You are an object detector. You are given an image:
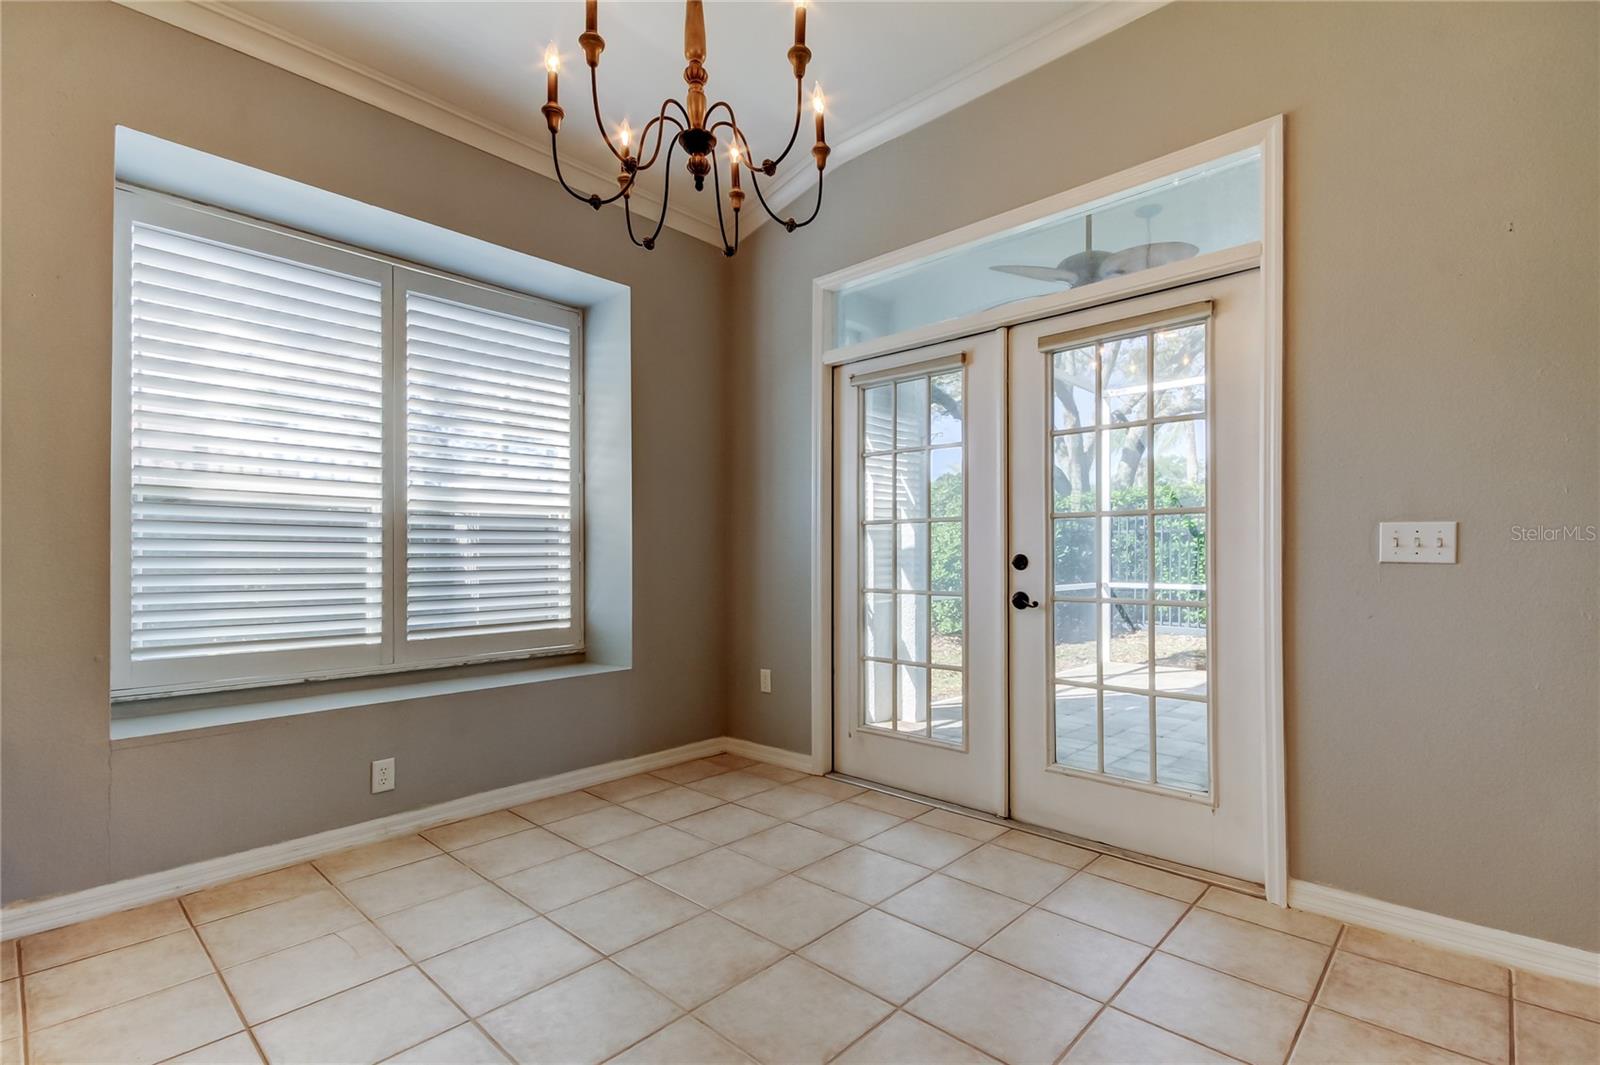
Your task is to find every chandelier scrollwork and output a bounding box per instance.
[541,0,829,255]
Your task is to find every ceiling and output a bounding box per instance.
[127,1,1158,244]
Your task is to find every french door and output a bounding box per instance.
[1008,271,1267,881]
[833,332,1008,814]
[832,272,1269,883]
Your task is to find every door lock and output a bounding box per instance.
[1011,553,1029,571]
[1011,591,1039,610]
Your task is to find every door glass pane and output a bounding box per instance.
[1103,692,1152,782]
[1155,607,1207,696]
[1100,335,1149,422]
[856,366,967,746]
[1105,426,1149,510]
[1054,685,1099,771]
[931,669,963,745]
[1156,696,1209,792]
[1153,419,1206,507]
[930,372,963,444]
[865,661,894,725]
[864,454,895,521]
[864,385,895,451]
[1053,518,1095,597]
[931,597,963,667]
[897,664,929,731]
[930,522,962,594]
[1106,516,1149,599]
[864,526,894,590]
[1045,314,1211,793]
[1153,324,1205,416]
[896,522,928,591]
[1155,515,1206,601]
[1053,601,1097,684]
[1105,603,1149,687]
[930,448,962,517]
[897,593,929,662]
[896,378,929,448]
[1053,346,1096,429]
[895,450,928,518]
[863,593,894,659]
[1053,432,1096,513]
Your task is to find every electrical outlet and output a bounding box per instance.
[759,668,772,694]
[371,757,395,794]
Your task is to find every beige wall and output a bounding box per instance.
[3,1,1596,954]
[725,2,1600,949]
[0,1,733,902]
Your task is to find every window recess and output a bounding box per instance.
[112,190,583,698]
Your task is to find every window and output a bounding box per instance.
[112,190,583,698]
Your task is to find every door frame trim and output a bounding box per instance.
[807,115,1286,902]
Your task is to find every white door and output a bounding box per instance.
[1007,272,1269,881]
[834,332,1007,814]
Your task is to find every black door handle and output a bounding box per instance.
[1011,591,1039,610]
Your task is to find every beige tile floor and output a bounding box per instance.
[3,753,1597,1065]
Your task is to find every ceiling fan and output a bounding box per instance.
[991,204,1198,287]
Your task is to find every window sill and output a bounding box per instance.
[109,660,628,749]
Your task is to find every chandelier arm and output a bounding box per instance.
[624,190,645,248]
[634,106,687,172]
[706,84,801,175]
[633,135,680,248]
[709,151,735,256]
[788,166,824,228]
[548,130,634,209]
[587,65,627,163]
[735,132,820,232]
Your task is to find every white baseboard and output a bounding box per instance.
[721,736,821,775]
[1289,879,1600,986]
[1,735,749,941]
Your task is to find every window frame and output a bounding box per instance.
[111,188,585,700]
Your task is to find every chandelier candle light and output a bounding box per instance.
[541,0,830,255]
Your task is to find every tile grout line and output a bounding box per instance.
[1052,883,1211,1064]
[1280,921,1346,1064]
[872,864,1097,1064]
[178,885,272,1065]
[16,952,31,1065]
[1306,939,1510,1065]
[307,852,528,1064]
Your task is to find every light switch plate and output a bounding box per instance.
[1378,521,1457,563]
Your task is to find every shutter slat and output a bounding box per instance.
[128,224,385,664]
[405,290,575,642]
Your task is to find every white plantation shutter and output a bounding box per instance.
[121,218,390,689]
[401,274,581,657]
[113,192,584,697]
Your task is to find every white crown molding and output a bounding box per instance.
[1290,879,1600,986]
[116,0,1162,249]
[115,0,723,247]
[749,0,1166,232]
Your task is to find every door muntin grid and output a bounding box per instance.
[1048,316,1213,796]
[860,367,967,748]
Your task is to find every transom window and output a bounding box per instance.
[1049,317,1211,792]
[112,190,583,698]
[858,366,966,746]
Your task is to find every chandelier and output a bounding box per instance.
[541,0,829,255]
